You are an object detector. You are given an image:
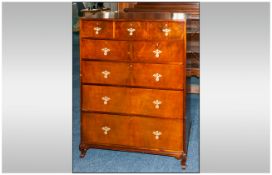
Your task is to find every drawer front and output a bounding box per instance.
[81,39,129,61]
[82,85,183,118]
[131,63,184,90]
[148,22,185,40]
[133,116,183,151]
[130,87,183,118]
[81,61,130,85]
[80,20,113,38]
[81,61,184,90]
[82,85,130,114]
[81,113,134,146]
[115,22,148,40]
[133,41,185,63]
[81,113,183,151]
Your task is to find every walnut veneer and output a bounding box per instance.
[79,12,189,169]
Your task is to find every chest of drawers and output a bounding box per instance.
[79,12,189,169]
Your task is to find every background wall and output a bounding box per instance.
[200,2,270,172]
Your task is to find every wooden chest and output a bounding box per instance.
[79,12,189,169]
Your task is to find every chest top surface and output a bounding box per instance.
[80,11,186,21]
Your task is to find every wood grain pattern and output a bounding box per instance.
[133,41,185,63]
[118,2,137,12]
[79,12,188,169]
[80,39,130,61]
[80,11,186,21]
[124,2,199,17]
[81,112,183,151]
[81,85,184,119]
[131,63,184,89]
[80,20,113,38]
[81,61,130,85]
[81,61,184,89]
[115,21,148,40]
[148,21,185,40]
[81,40,185,63]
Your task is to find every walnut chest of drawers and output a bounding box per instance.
[79,12,189,169]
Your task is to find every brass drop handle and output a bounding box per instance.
[93,26,102,35]
[101,48,110,56]
[102,126,111,135]
[153,73,162,82]
[153,99,162,109]
[153,49,162,58]
[153,131,162,140]
[102,96,110,105]
[162,24,171,36]
[101,70,110,79]
[127,27,136,36]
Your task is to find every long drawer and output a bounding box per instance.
[81,85,184,119]
[81,61,184,90]
[81,112,183,151]
[80,39,185,63]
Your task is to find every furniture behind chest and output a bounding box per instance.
[79,11,190,169]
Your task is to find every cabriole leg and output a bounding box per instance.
[181,153,187,169]
[181,158,187,169]
[79,144,88,158]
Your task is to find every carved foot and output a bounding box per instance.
[181,159,186,169]
[80,149,87,158]
[181,153,187,170]
[79,144,88,158]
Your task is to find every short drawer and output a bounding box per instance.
[80,20,113,39]
[81,61,130,85]
[81,61,184,90]
[148,21,185,40]
[80,39,130,61]
[81,113,183,151]
[81,85,184,119]
[131,63,184,89]
[115,21,148,40]
[133,41,185,63]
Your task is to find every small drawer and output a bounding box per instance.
[148,21,185,40]
[81,85,184,118]
[131,63,184,90]
[81,61,130,85]
[130,88,184,118]
[81,113,134,146]
[115,22,148,40]
[133,115,183,151]
[80,20,113,39]
[81,113,183,151]
[80,39,130,61]
[133,41,185,63]
[82,85,131,114]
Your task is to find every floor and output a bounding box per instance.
[72,32,200,172]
